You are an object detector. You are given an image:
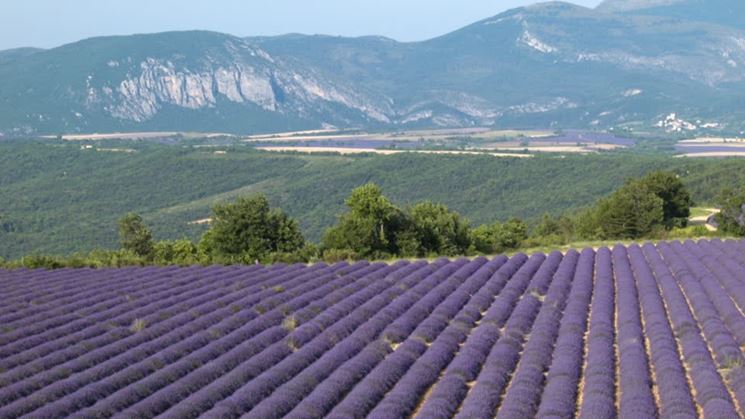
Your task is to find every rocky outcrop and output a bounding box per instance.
[85,40,397,125]
[108,60,277,121]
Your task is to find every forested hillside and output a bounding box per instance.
[2,141,745,259]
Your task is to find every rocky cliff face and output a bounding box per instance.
[110,60,273,120]
[79,37,394,126]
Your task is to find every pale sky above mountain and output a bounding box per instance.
[0,0,603,50]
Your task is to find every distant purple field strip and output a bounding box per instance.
[251,130,635,150]
[543,130,636,147]
[253,139,418,149]
[0,239,743,418]
[675,145,745,154]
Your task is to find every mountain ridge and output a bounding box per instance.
[597,0,745,29]
[597,0,684,12]
[1,1,745,135]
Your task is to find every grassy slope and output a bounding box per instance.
[2,141,745,259]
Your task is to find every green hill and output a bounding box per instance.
[2,140,745,259]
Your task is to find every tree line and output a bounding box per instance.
[5,170,740,269]
[4,141,745,260]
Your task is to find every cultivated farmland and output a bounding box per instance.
[676,137,745,158]
[1,240,744,418]
[246,128,631,155]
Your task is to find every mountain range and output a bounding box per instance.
[1,0,745,136]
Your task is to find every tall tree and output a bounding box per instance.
[403,201,471,257]
[715,188,745,236]
[322,183,408,257]
[118,213,154,259]
[472,218,528,254]
[201,195,304,263]
[637,171,693,228]
[595,182,664,239]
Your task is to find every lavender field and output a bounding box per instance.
[1,240,744,418]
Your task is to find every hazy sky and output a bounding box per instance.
[0,0,603,50]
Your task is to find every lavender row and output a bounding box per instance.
[0,265,277,365]
[643,244,739,417]
[158,259,459,419]
[455,251,565,418]
[366,255,527,419]
[0,266,190,322]
[495,249,583,418]
[0,266,183,338]
[0,266,132,305]
[535,249,596,418]
[414,253,546,418]
[0,263,313,384]
[0,265,268,349]
[256,256,508,419]
[37,262,401,418]
[0,262,364,417]
[0,266,264,385]
[694,241,745,330]
[709,239,745,272]
[612,246,656,418]
[204,258,487,418]
[662,242,745,414]
[1,240,744,418]
[321,257,506,419]
[577,247,616,419]
[627,245,697,418]
[0,263,348,414]
[0,266,257,327]
[0,268,107,317]
[0,266,146,295]
[271,258,476,419]
[684,242,745,345]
